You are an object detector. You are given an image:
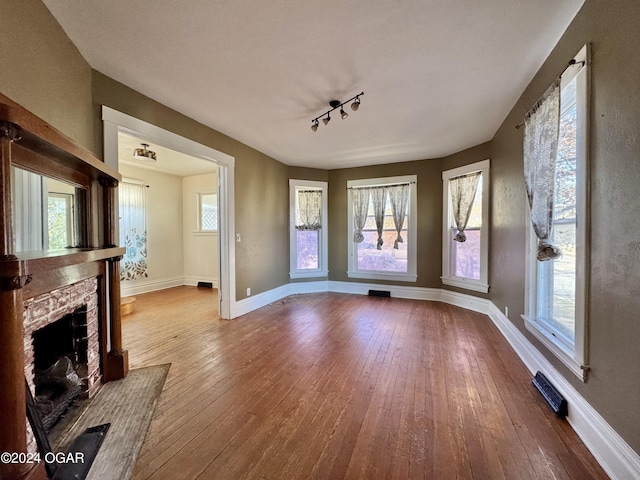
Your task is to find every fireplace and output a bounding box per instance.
[23,279,102,444]
[0,95,127,479]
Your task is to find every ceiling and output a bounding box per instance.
[119,131,217,177]
[44,0,584,170]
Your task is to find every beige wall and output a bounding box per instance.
[119,164,184,289]
[0,0,97,154]
[488,0,640,452]
[183,173,218,285]
[327,159,444,287]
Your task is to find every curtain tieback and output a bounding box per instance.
[454,230,467,242]
[537,239,563,261]
[393,235,404,249]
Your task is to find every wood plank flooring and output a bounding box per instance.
[122,287,608,480]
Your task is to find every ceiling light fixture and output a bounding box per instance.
[133,143,157,161]
[311,92,364,131]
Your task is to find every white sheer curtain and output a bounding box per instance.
[388,184,409,249]
[524,79,562,261]
[12,167,45,252]
[352,188,370,243]
[119,182,148,280]
[449,172,481,243]
[296,190,322,230]
[370,187,387,250]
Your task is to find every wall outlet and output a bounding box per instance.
[504,306,509,317]
[236,233,242,242]
[246,287,251,296]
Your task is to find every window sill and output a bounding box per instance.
[441,276,489,293]
[347,270,417,283]
[193,231,218,236]
[290,270,328,279]
[522,315,587,382]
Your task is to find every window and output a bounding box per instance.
[198,193,218,232]
[441,160,490,293]
[347,175,417,282]
[47,193,74,249]
[289,180,328,278]
[523,45,589,380]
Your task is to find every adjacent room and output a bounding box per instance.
[1,1,639,479]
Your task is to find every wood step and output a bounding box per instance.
[121,296,136,316]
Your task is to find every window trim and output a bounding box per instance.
[289,179,328,279]
[347,175,417,282]
[441,159,490,293]
[522,44,589,381]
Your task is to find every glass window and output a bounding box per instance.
[524,45,588,381]
[47,193,74,249]
[347,175,417,282]
[289,180,328,278]
[199,193,218,232]
[442,160,490,292]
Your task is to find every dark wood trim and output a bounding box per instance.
[0,94,120,181]
[0,136,14,258]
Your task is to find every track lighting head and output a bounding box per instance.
[310,92,364,132]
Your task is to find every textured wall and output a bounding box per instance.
[183,173,218,284]
[489,0,640,452]
[0,0,96,153]
[327,159,443,287]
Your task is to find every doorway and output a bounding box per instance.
[101,106,236,318]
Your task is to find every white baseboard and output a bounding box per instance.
[228,280,640,480]
[231,284,292,318]
[120,276,184,297]
[183,276,218,288]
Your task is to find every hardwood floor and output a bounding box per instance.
[123,286,607,480]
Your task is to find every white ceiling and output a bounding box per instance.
[44,0,584,170]
[119,131,217,177]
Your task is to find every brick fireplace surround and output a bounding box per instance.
[23,278,102,454]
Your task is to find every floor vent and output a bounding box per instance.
[368,290,391,298]
[533,371,567,417]
[197,282,213,289]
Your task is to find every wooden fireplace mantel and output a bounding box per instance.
[0,93,127,480]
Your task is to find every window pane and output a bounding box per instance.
[537,81,577,344]
[357,197,408,273]
[48,195,70,249]
[452,228,481,280]
[296,230,319,269]
[537,221,576,341]
[201,193,217,230]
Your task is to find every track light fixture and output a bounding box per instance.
[311,92,364,131]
